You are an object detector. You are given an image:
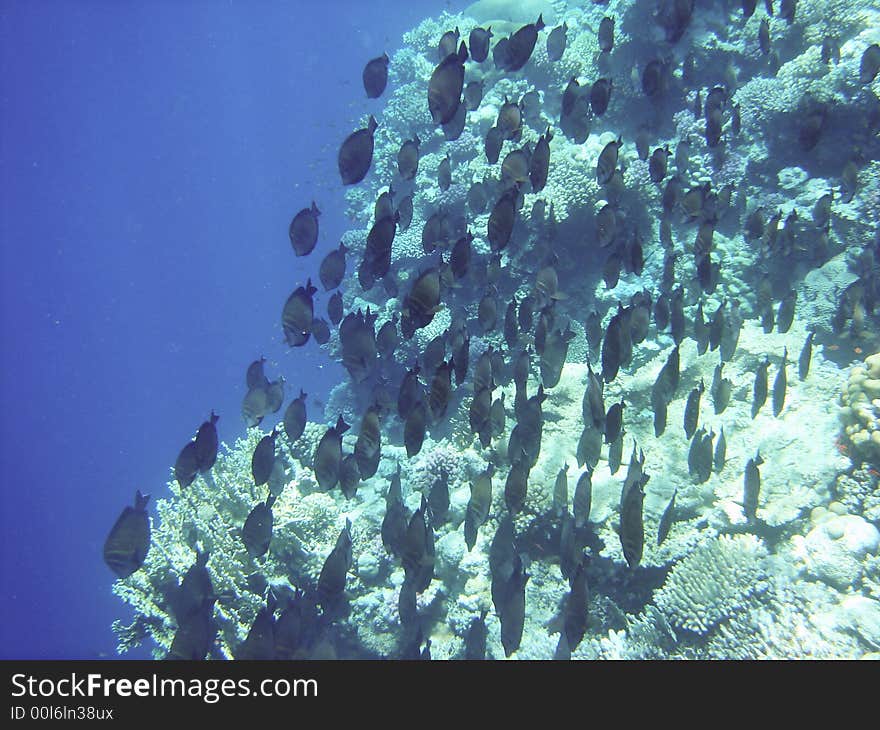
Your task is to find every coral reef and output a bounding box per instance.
[840,351,880,464]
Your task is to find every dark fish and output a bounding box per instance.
[683,380,704,440]
[635,127,650,161]
[609,430,624,475]
[601,308,623,383]
[642,59,665,96]
[397,193,413,231]
[590,77,612,116]
[649,146,670,183]
[559,77,591,143]
[743,453,764,521]
[798,97,827,150]
[404,401,428,457]
[821,36,840,65]
[282,279,318,347]
[103,490,150,578]
[311,317,330,345]
[288,201,320,257]
[503,300,519,348]
[313,415,350,491]
[714,427,726,473]
[751,356,770,418]
[598,16,614,52]
[339,453,361,499]
[362,53,389,98]
[812,191,833,231]
[327,291,344,326]
[655,345,680,405]
[530,126,553,193]
[354,406,381,479]
[499,557,529,658]
[488,189,517,251]
[193,411,219,474]
[720,301,743,363]
[742,0,757,18]
[501,147,530,188]
[428,41,467,125]
[464,80,484,111]
[464,609,489,660]
[168,604,216,660]
[438,155,452,192]
[241,386,269,429]
[265,377,284,415]
[651,384,668,437]
[604,400,624,445]
[540,323,575,388]
[547,23,567,62]
[563,562,589,651]
[363,211,398,281]
[798,331,813,381]
[491,392,506,438]
[317,519,353,607]
[860,44,880,84]
[657,0,694,42]
[596,203,617,248]
[576,424,602,470]
[427,360,454,422]
[319,242,347,292]
[478,289,499,333]
[619,473,646,568]
[428,468,450,525]
[246,357,268,391]
[484,126,503,164]
[551,463,569,518]
[397,136,420,182]
[777,290,796,333]
[470,388,492,447]
[573,469,592,528]
[438,27,460,61]
[773,348,788,417]
[504,15,546,72]
[584,362,606,430]
[283,390,307,443]
[693,300,709,354]
[657,489,676,546]
[252,427,278,486]
[237,599,276,659]
[711,363,732,414]
[442,101,467,141]
[242,494,276,558]
[464,466,493,551]
[596,135,622,185]
[381,465,407,557]
[400,268,441,339]
[451,330,470,386]
[505,459,530,516]
[779,0,797,23]
[841,160,858,203]
[687,427,714,484]
[469,27,493,63]
[174,441,199,489]
[489,516,516,608]
[338,115,377,185]
[559,511,582,581]
[758,18,771,55]
[170,549,213,623]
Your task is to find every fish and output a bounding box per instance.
[576,424,602,471]
[319,242,347,292]
[488,189,518,251]
[442,102,467,141]
[649,146,671,183]
[743,453,764,521]
[714,427,726,473]
[711,363,732,414]
[103,490,151,578]
[241,386,269,429]
[530,126,553,193]
[251,427,279,486]
[596,203,617,248]
[288,201,320,257]
[563,562,589,650]
[798,97,827,150]
[540,323,575,388]
[651,384,668,437]
[427,360,454,422]
[464,80,484,111]
[742,0,757,17]
[598,16,614,53]
[282,390,307,444]
[798,331,813,381]
[404,401,428,457]
[687,427,714,484]
[438,155,452,192]
[693,300,709,354]
[464,609,489,659]
[478,290,498,333]
[241,493,276,558]
[720,301,743,363]
[491,392,506,439]
[601,306,624,383]
[327,291,344,326]
[311,317,330,345]
[428,41,467,124]
[505,459,530,516]
[860,44,880,84]
[381,465,407,557]
[170,549,214,624]
[654,345,680,406]
[609,430,624,475]
[683,380,704,440]
[499,557,529,657]
[573,468,592,528]
[590,77,612,116]
[464,466,493,551]
[841,160,858,204]
[168,603,216,660]
[642,59,666,97]
[559,77,591,143]
[596,136,622,185]
[777,290,796,333]
[317,519,353,607]
[313,415,350,491]
[619,472,646,568]
[400,267,441,339]
[547,23,567,62]
[338,115,377,185]
[468,27,493,63]
[604,400,624,445]
[657,0,694,42]
[758,18,771,55]
[438,27,460,61]
[751,356,770,419]
[282,279,318,347]
[397,193,414,231]
[657,489,676,546]
[362,53,389,98]
[428,468,450,525]
[812,191,833,231]
[583,362,606,430]
[669,287,685,345]
[354,406,381,479]
[339,453,361,499]
[501,147,530,188]
[397,136,421,182]
[503,15,546,72]
[193,411,219,474]
[484,126,503,164]
[773,348,788,417]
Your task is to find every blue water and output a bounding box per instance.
[0,0,467,659]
